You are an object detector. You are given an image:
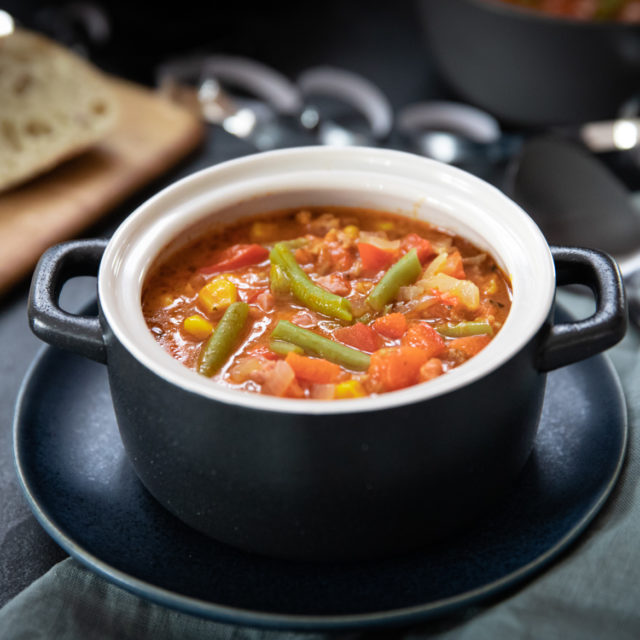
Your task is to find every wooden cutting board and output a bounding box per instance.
[0,76,205,296]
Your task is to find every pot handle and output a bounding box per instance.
[536,246,627,372]
[28,238,108,364]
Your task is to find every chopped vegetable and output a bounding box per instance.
[200,243,269,274]
[423,252,448,279]
[250,222,278,242]
[197,277,237,314]
[198,301,249,377]
[372,313,408,339]
[269,339,304,357]
[183,314,214,340]
[375,220,395,231]
[270,242,353,322]
[261,360,296,397]
[335,379,366,399]
[483,276,498,295]
[368,346,431,392]
[357,242,395,271]
[401,233,435,263]
[311,383,337,399]
[424,273,480,310]
[334,322,382,353]
[437,320,494,338]
[441,251,466,279]
[272,320,371,371]
[269,263,290,295]
[367,249,422,311]
[285,352,346,384]
[402,323,446,358]
[228,357,267,383]
[315,273,351,296]
[254,290,274,312]
[419,358,443,382]
[359,232,400,251]
[448,335,492,357]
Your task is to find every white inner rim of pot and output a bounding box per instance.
[99,147,555,415]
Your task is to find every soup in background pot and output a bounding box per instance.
[497,0,640,21]
[142,207,512,399]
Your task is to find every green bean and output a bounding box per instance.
[437,320,494,338]
[198,301,249,377]
[269,263,290,295]
[270,243,353,322]
[269,339,304,357]
[271,320,370,371]
[366,249,422,311]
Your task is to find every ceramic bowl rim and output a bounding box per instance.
[98,146,555,415]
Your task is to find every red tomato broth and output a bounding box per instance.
[141,207,512,399]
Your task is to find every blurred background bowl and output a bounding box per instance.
[418,0,640,127]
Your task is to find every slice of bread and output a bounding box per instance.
[0,28,118,192]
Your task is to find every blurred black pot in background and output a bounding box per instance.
[419,0,640,127]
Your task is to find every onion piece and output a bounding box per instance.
[462,253,487,265]
[358,232,401,251]
[310,383,336,400]
[262,360,295,396]
[423,252,448,279]
[424,273,480,310]
[228,357,267,383]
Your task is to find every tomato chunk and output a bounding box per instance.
[334,322,382,353]
[402,323,446,358]
[373,312,408,339]
[441,250,466,279]
[401,233,435,263]
[368,346,431,391]
[357,242,395,271]
[448,335,491,357]
[200,244,269,274]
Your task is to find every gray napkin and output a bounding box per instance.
[2,291,639,640]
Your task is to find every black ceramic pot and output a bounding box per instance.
[419,0,640,126]
[28,147,626,560]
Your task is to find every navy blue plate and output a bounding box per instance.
[13,321,627,632]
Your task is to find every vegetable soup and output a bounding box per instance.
[142,207,512,399]
[497,0,640,21]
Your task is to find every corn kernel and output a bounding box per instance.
[335,380,366,399]
[251,221,278,242]
[197,277,237,314]
[375,220,394,231]
[483,276,498,295]
[183,315,213,340]
[343,224,359,238]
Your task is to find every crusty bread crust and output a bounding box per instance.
[0,28,119,192]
